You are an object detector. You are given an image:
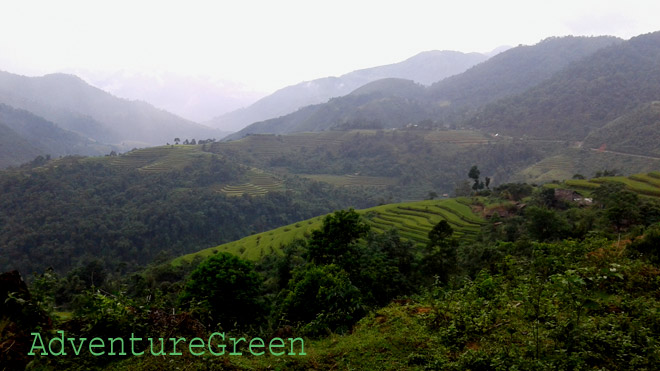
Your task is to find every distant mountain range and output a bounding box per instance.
[4,31,660,169]
[228,35,625,139]
[0,103,110,168]
[71,70,265,122]
[208,50,490,132]
[0,71,231,167]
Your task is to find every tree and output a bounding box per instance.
[180,252,264,328]
[422,220,458,284]
[174,137,180,145]
[428,220,453,246]
[306,209,370,270]
[281,264,364,335]
[468,165,484,191]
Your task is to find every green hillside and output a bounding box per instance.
[175,197,486,264]
[564,171,660,198]
[514,147,660,184]
[583,101,660,157]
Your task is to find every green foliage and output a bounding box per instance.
[524,206,570,241]
[180,252,265,329]
[306,209,371,268]
[280,264,365,336]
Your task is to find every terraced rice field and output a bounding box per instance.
[300,174,397,187]
[564,172,660,197]
[518,154,575,183]
[218,168,284,197]
[108,145,205,172]
[423,130,491,146]
[217,130,495,158]
[174,197,485,264]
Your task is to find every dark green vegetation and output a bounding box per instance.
[0,146,377,276]
[7,173,660,370]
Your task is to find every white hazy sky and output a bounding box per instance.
[1,0,659,93]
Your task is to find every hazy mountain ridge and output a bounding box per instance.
[208,50,488,132]
[230,35,623,139]
[0,71,227,150]
[71,69,266,122]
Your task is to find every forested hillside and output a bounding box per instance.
[468,31,660,139]
[0,147,377,275]
[7,173,660,370]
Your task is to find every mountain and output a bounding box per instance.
[207,50,488,132]
[71,69,265,122]
[467,32,660,140]
[229,35,621,138]
[0,103,110,168]
[428,35,623,116]
[0,71,227,149]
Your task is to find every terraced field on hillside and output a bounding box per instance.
[517,154,575,183]
[107,145,207,172]
[564,171,660,197]
[423,130,491,146]
[174,197,485,264]
[215,130,496,158]
[218,168,284,197]
[300,174,397,187]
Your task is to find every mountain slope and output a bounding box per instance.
[583,101,660,157]
[227,79,431,137]
[467,31,660,140]
[0,71,226,148]
[428,35,622,113]
[0,103,109,167]
[207,50,487,132]
[0,121,41,168]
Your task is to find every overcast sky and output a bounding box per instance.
[1,0,659,93]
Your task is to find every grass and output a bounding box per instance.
[173,198,485,265]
